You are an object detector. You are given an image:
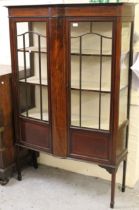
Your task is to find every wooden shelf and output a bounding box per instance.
[71,116,125,130]
[120,85,128,91]
[71,87,111,93]
[21,107,48,121]
[71,52,112,57]
[71,81,128,92]
[71,80,111,92]
[71,116,109,130]
[19,76,48,86]
[71,49,112,56]
[18,46,47,53]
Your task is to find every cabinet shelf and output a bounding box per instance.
[71,52,112,57]
[21,107,48,121]
[71,80,111,92]
[71,87,110,93]
[120,85,128,91]
[18,46,47,53]
[71,116,124,130]
[19,76,48,86]
[71,49,112,56]
[71,115,109,130]
[71,82,128,92]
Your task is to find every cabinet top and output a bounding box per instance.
[5,2,135,7]
[7,3,135,19]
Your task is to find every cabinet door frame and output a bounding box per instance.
[9,17,52,152]
[65,16,119,163]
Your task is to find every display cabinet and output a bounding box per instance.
[8,3,135,208]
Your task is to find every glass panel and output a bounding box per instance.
[92,22,112,37]
[120,53,129,89]
[71,90,99,129]
[70,21,112,130]
[28,85,41,120]
[17,52,30,79]
[71,56,80,89]
[82,56,100,90]
[119,88,128,126]
[18,52,47,85]
[19,84,48,121]
[100,93,110,130]
[71,22,112,55]
[71,90,80,127]
[16,22,48,122]
[81,91,99,129]
[17,22,29,49]
[82,34,101,55]
[42,86,49,121]
[71,55,111,91]
[119,22,131,126]
[17,22,47,51]
[71,55,101,90]
[101,56,112,91]
[19,83,34,115]
[121,22,131,54]
[71,22,90,54]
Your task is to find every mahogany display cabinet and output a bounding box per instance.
[7,3,135,208]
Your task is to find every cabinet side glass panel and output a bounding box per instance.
[119,22,131,126]
[16,22,49,122]
[70,21,112,130]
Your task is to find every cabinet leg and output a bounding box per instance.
[110,169,116,208]
[122,159,127,192]
[0,178,9,185]
[16,146,22,181]
[32,151,38,169]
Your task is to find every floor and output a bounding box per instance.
[0,165,139,210]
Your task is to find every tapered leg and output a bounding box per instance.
[122,159,127,192]
[32,151,38,169]
[16,146,22,181]
[110,169,116,208]
[0,178,9,185]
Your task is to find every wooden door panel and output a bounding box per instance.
[19,118,50,151]
[69,128,110,162]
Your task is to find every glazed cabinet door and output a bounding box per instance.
[12,20,51,152]
[67,19,114,163]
